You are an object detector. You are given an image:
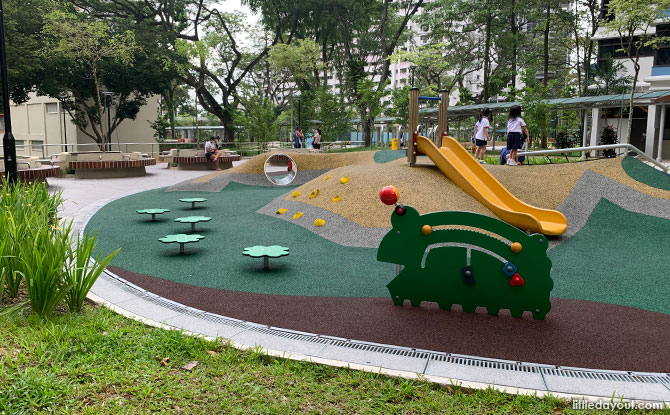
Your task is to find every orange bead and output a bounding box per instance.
[422,225,432,235]
[510,242,522,253]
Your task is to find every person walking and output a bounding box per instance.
[474,108,492,164]
[506,105,529,166]
[313,128,321,150]
[293,127,304,149]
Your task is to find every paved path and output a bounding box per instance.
[54,163,670,404]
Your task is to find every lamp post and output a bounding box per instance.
[410,65,416,88]
[103,91,113,151]
[0,0,17,184]
[59,93,69,152]
[296,98,301,129]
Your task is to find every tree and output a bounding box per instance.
[589,56,632,95]
[315,89,352,141]
[73,0,306,141]
[389,86,410,131]
[40,11,147,148]
[603,0,670,143]
[520,69,555,148]
[332,0,424,146]
[391,43,477,94]
[2,0,56,105]
[235,92,279,142]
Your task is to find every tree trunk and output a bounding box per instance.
[628,63,640,144]
[510,0,518,91]
[543,3,551,87]
[483,14,492,102]
[363,115,374,147]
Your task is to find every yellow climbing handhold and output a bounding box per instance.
[309,189,320,199]
[323,175,331,181]
[291,191,300,198]
[314,218,326,227]
[292,212,304,220]
[331,195,342,202]
[340,177,349,184]
[276,208,288,215]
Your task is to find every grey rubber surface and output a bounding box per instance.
[257,194,388,248]
[167,170,330,192]
[556,169,670,246]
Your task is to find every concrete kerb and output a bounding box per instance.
[74,174,670,405]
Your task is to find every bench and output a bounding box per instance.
[0,157,61,182]
[67,152,157,179]
[173,149,241,170]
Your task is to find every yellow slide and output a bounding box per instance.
[415,135,567,235]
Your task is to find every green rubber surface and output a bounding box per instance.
[622,156,670,190]
[88,182,670,314]
[549,198,670,315]
[86,182,395,297]
[374,150,406,164]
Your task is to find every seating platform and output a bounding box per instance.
[67,153,157,179]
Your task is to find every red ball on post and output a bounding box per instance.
[379,186,399,205]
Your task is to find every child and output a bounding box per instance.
[506,105,529,166]
[474,108,492,164]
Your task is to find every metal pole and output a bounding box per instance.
[0,0,17,184]
[62,102,68,152]
[105,93,112,152]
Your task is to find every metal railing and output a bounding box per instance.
[518,144,669,173]
[1,139,382,160]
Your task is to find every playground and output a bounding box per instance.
[84,142,670,374]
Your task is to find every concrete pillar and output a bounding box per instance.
[590,107,601,147]
[645,104,660,156]
[658,105,666,162]
[581,109,589,160]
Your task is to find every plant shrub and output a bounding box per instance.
[554,130,579,149]
[0,178,115,317]
[600,125,618,158]
[65,233,119,313]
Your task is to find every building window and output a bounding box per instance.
[14,140,25,147]
[45,103,59,113]
[31,141,43,151]
[597,37,655,64]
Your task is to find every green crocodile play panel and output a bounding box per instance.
[377,206,553,319]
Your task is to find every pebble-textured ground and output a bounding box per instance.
[290,155,670,228]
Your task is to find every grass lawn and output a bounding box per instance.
[1,305,667,414]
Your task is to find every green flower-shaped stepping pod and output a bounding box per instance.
[243,245,289,270]
[136,208,170,221]
[159,234,205,254]
[174,216,212,232]
[180,198,208,209]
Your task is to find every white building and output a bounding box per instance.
[591,0,670,160]
[5,94,161,158]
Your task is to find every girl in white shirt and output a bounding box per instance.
[474,108,492,164]
[506,105,530,166]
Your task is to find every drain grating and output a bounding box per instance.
[541,368,666,384]
[100,268,670,387]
